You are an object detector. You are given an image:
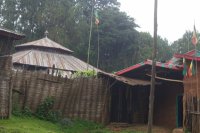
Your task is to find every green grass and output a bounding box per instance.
[0,116,144,133]
[0,116,64,133]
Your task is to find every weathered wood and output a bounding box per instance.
[11,70,110,124]
[8,77,12,118]
[0,56,12,118]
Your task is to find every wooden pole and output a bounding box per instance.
[97,24,100,69]
[8,77,12,119]
[87,0,94,70]
[195,46,199,112]
[147,0,158,132]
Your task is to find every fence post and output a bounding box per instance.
[8,76,12,118]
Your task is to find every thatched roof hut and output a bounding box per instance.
[12,37,98,77]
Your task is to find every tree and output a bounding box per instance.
[0,0,173,72]
[171,31,200,54]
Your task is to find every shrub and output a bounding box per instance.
[21,106,32,117]
[35,97,60,122]
[12,104,32,117]
[12,104,22,117]
[72,70,97,78]
[60,118,73,127]
[35,97,54,119]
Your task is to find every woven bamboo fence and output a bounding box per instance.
[12,70,110,124]
[184,73,200,133]
[0,56,12,118]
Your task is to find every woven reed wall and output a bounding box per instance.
[12,71,110,124]
[0,56,12,118]
[184,68,200,133]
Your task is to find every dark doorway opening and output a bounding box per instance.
[177,95,183,127]
[110,83,149,124]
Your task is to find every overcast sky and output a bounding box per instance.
[118,0,200,43]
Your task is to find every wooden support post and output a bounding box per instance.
[147,0,158,133]
[8,77,12,118]
[22,80,28,109]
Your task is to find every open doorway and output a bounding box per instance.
[177,95,183,127]
[110,83,150,124]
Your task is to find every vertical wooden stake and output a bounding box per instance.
[87,0,94,69]
[147,0,158,133]
[8,77,12,119]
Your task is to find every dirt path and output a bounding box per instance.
[107,123,172,133]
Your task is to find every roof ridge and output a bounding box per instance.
[15,37,73,53]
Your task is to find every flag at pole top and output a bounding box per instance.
[94,10,99,25]
[192,25,198,46]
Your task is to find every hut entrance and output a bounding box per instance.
[176,95,183,127]
[110,83,150,124]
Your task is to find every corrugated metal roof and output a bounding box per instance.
[98,71,151,86]
[0,27,25,40]
[174,49,200,61]
[12,49,98,72]
[116,59,181,75]
[15,37,73,53]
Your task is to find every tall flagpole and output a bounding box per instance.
[97,24,100,69]
[192,24,199,112]
[147,0,158,133]
[195,45,199,112]
[87,0,94,70]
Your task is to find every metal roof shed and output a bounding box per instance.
[0,27,25,56]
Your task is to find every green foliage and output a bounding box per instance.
[0,116,146,133]
[12,104,32,117]
[60,117,105,132]
[21,106,32,117]
[60,118,73,127]
[72,70,97,78]
[12,104,22,117]
[0,116,65,133]
[35,97,61,123]
[171,31,200,54]
[1,0,174,72]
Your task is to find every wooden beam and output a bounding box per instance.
[146,74,183,83]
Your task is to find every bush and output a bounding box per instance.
[12,104,22,117]
[12,104,32,117]
[72,70,97,78]
[21,106,32,117]
[60,118,73,127]
[35,97,60,122]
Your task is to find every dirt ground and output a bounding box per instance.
[107,123,172,133]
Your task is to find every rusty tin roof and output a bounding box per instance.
[15,37,73,53]
[0,27,25,40]
[13,49,98,72]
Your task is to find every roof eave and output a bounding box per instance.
[0,28,25,40]
[116,59,181,75]
[174,53,200,61]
